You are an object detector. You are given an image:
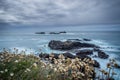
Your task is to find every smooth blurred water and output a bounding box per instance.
[0,31,120,53]
[0,31,120,49]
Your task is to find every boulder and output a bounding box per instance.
[63,53,75,59]
[52,53,59,59]
[76,49,93,56]
[93,60,100,68]
[76,55,91,60]
[98,50,109,59]
[75,50,93,60]
[39,53,49,58]
[48,40,99,50]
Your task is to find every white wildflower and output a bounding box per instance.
[26,68,31,72]
[10,73,14,76]
[42,65,45,68]
[0,71,4,73]
[54,68,57,71]
[33,63,37,67]
[15,60,19,63]
[24,70,27,73]
[5,69,8,72]
[0,56,4,58]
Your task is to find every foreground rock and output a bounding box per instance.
[98,50,109,59]
[39,53,49,58]
[39,52,100,68]
[48,40,99,50]
[76,49,93,56]
[63,52,75,59]
[75,49,93,60]
[93,60,100,68]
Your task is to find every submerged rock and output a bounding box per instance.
[98,50,109,59]
[83,38,91,41]
[67,39,82,41]
[93,48,100,52]
[48,40,99,50]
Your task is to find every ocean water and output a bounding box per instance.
[0,31,120,53]
[0,30,120,79]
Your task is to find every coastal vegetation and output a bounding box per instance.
[0,48,119,80]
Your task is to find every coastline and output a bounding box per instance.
[0,37,120,80]
[0,31,120,80]
[0,49,119,80]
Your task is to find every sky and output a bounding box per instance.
[0,0,120,31]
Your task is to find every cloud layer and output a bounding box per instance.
[0,0,120,25]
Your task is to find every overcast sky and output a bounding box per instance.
[0,0,120,26]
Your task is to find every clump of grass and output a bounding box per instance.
[98,59,120,80]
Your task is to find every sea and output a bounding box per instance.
[0,25,120,79]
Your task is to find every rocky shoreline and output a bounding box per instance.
[0,45,120,80]
[48,40,109,58]
[38,39,111,69]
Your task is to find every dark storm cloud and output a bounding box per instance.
[0,0,120,25]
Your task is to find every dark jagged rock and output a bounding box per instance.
[52,53,59,59]
[75,50,93,60]
[63,53,75,59]
[35,32,45,34]
[39,52,100,68]
[39,53,49,58]
[48,40,99,50]
[76,49,93,56]
[98,50,109,59]
[93,60,100,68]
[83,38,91,41]
[76,55,91,60]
